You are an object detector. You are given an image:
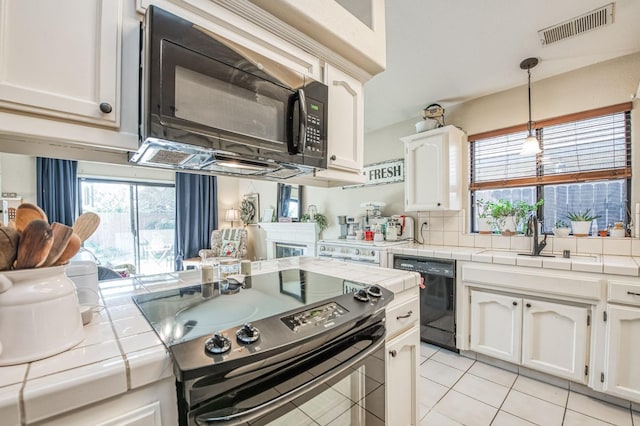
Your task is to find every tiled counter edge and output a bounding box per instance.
[0,257,418,424]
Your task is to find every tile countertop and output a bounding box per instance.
[0,257,419,425]
[391,243,640,276]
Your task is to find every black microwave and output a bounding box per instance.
[132,6,328,179]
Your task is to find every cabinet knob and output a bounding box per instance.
[330,154,337,161]
[437,202,441,206]
[512,301,518,306]
[389,350,397,357]
[99,102,113,114]
[526,303,532,308]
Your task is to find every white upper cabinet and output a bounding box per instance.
[402,125,465,211]
[247,0,386,76]
[324,65,364,174]
[0,0,122,127]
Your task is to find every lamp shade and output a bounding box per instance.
[520,134,541,155]
[225,208,240,222]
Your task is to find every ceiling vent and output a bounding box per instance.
[538,3,614,46]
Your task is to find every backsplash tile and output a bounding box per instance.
[418,209,640,256]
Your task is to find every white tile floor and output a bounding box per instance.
[419,342,639,426]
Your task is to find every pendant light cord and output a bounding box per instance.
[527,68,533,136]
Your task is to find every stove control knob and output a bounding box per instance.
[370,250,376,257]
[320,246,325,251]
[354,249,360,255]
[353,288,370,302]
[205,331,232,354]
[236,323,260,344]
[367,285,382,298]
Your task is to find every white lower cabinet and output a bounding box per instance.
[603,305,640,401]
[37,377,177,426]
[470,290,590,382]
[385,326,420,426]
[470,291,521,364]
[385,287,420,426]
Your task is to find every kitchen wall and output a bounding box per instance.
[301,51,640,248]
[1,52,638,261]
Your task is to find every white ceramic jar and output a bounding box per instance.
[0,265,84,366]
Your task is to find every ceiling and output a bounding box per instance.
[363,0,640,132]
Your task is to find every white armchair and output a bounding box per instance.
[198,227,248,260]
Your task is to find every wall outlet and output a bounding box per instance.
[421,221,429,230]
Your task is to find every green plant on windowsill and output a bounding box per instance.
[300,212,327,232]
[554,219,569,228]
[566,209,601,222]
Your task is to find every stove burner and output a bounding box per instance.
[353,288,370,302]
[367,285,382,298]
[235,323,260,344]
[205,332,231,354]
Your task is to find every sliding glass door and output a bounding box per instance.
[79,178,176,275]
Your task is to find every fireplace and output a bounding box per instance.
[259,222,320,259]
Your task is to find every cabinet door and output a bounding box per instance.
[470,290,521,364]
[404,133,445,211]
[325,65,363,173]
[385,326,420,426]
[521,299,589,382]
[604,305,640,401]
[0,0,121,127]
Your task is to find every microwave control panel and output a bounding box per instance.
[305,100,325,155]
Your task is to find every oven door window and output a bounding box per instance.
[158,40,300,149]
[186,324,385,425]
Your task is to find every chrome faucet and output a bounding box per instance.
[526,213,547,256]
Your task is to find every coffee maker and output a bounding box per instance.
[346,217,359,239]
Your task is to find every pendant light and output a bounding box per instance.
[519,57,541,155]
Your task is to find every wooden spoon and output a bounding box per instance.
[14,203,48,233]
[44,222,74,266]
[54,233,81,266]
[0,227,20,270]
[15,220,53,269]
[73,212,100,242]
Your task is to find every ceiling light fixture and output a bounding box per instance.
[520,57,541,156]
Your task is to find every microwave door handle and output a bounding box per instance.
[286,89,307,155]
[297,88,307,153]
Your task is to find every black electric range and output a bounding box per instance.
[132,269,393,380]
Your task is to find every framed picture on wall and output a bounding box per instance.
[241,193,260,225]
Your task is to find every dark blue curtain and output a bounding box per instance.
[36,157,78,226]
[174,172,218,270]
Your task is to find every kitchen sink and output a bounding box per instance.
[478,250,600,262]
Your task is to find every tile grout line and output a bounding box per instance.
[99,286,132,391]
[488,368,519,425]
[18,363,30,426]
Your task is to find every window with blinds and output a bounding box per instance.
[469,104,631,234]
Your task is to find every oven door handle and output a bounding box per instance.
[194,335,385,425]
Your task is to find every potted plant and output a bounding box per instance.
[487,199,519,235]
[513,199,544,234]
[486,199,544,235]
[567,209,601,237]
[300,212,327,233]
[553,219,571,237]
[476,199,494,234]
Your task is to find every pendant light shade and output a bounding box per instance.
[519,57,541,155]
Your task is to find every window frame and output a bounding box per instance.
[469,102,632,233]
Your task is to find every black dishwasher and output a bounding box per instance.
[393,255,458,352]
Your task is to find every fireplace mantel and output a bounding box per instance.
[260,222,320,259]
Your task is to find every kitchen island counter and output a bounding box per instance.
[0,257,419,425]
